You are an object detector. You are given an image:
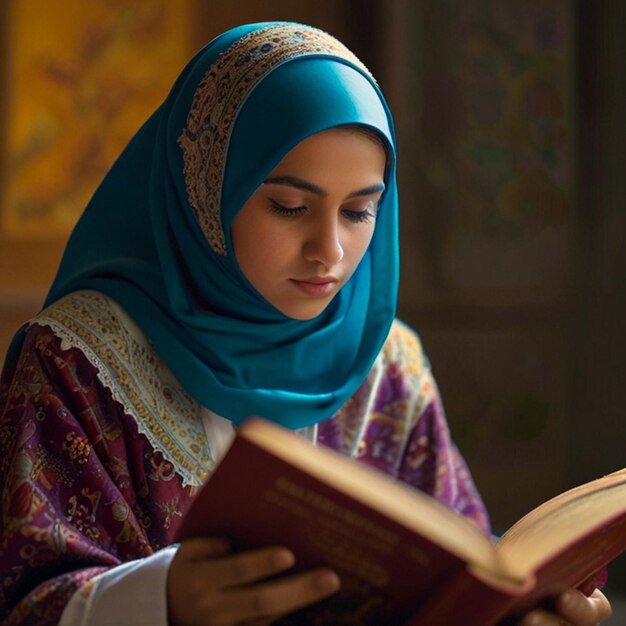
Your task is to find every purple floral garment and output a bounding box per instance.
[0,320,489,625]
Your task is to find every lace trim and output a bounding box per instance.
[178,23,375,255]
[31,291,212,487]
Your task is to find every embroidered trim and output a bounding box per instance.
[365,321,433,445]
[178,23,375,255]
[337,355,384,457]
[382,321,429,392]
[31,291,212,487]
[322,321,433,457]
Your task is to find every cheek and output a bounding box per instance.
[250,222,290,263]
[233,215,293,283]
[232,214,258,280]
[346,224,376,267]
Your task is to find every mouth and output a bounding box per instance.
[290,276,339,297]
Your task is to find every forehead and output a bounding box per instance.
[177,24,385,256]
[268,127,387,176]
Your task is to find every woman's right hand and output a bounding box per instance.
[166,537,341,626]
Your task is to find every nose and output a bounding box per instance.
[302,212,344,268]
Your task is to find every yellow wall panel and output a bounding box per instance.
[2,0,192,240]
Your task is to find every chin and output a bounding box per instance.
[278,299,333,321]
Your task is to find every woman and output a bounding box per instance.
[0,22,611,626]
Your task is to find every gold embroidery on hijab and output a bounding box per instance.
[178,24,374,256]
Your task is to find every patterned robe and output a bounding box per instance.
[0,291,489,625]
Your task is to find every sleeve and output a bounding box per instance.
[343,320,491,534]
[0,325,189,625]
[59,547,177,626]
[395,322,491,533]
[396,367,492,533]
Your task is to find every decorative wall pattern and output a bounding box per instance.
[411,0,575,306]
[1,0,191,239]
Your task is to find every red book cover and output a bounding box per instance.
[175,418,626,625]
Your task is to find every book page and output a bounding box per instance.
[496,478,626,571]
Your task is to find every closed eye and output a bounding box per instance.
[269,199,307,217]
[342,208,375,223]
[269,199,378,223]
[342,200,378,224]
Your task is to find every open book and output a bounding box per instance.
[175,418,626,626]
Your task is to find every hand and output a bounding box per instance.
[167,537,340,626]
[517,588,612,626]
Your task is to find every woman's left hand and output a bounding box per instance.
[518,588,612,625]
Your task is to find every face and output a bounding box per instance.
[231,127,387,320]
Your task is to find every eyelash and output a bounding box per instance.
[269,200,376,224]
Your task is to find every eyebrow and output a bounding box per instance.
[263,176,385,198]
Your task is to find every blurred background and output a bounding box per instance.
[0,0,624,613]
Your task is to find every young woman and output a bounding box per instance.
[0,22,611,626]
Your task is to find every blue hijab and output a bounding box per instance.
[43,22,399,429]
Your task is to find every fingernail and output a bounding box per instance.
[316,571,340,593]
[272,549,295,568]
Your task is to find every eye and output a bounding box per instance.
[341,201,377,224]
[269,199,307,217]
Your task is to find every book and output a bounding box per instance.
[175,417,626,626]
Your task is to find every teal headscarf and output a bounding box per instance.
[43,22,399,429]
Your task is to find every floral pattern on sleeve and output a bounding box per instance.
[0,326,197,625]
[318,320,491,533]
[0,314,490,624]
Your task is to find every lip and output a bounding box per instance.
[290,277,338,297]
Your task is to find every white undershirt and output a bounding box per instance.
[59,408,234,626]
[200,407,236,464]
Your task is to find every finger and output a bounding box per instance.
[589,589,612,622]
[206,546,296,588]
[556,588,612,625]
[177,536,231,560]
[215,568,340,624]
[517,608,572,625]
